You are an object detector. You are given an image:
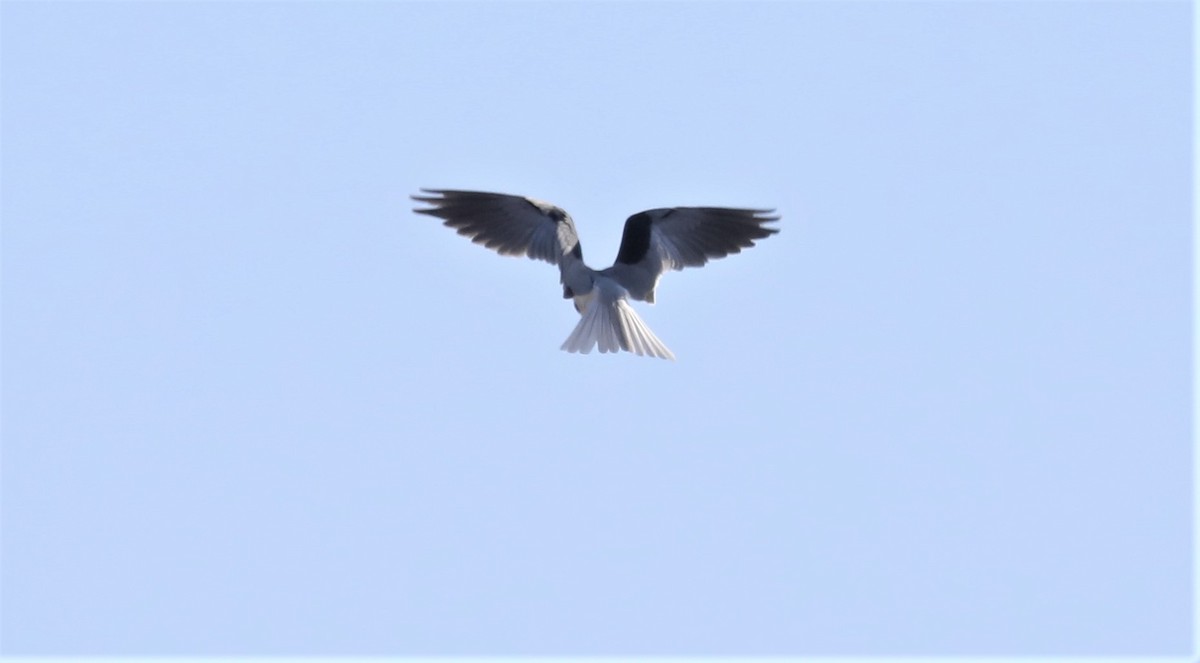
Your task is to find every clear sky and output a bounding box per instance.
[1,0,1191,656]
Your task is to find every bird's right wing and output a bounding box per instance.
[605,206,779,303]
[411,189,583,265]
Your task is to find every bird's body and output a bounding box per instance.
[412,189,779,360]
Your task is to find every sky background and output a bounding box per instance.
[1,1,1192,656]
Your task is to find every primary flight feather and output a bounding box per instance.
[411,188,779,360]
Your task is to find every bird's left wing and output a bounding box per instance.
[605,206,779,302]
[411,189,583,264]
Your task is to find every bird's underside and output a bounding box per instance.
[411,188,780,360]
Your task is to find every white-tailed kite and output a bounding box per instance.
[412,189,780,360]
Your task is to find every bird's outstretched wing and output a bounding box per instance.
[411,189,583,264]
[604,207,779,303]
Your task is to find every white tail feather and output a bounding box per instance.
[561,295,675,360]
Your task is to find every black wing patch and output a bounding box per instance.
[614,211,658,265]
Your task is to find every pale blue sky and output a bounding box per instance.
[1,0,1191,656]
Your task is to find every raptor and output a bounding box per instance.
[412,189,780,360]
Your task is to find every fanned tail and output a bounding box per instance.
[561,294,674,360]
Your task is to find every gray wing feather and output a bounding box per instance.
[411,188,582,264]
[605,206,779,302]
[646,207,779,271]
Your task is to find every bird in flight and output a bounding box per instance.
[412,189,780,360]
